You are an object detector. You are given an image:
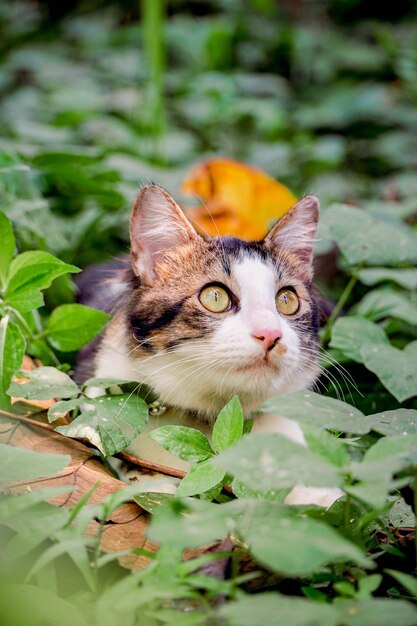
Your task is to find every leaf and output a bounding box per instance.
[357,268,417,291]
[149,426,214,462]
[0,211,15,288]
[7,366,79,400]
[218,594,417,626]
[48,398,80,421]
[366,409,417,436]
[0,443,70,480]
[364,434,417,467]
[386,570,417,599]
[46,303,110,351]
[0,314,25,410]
[213,433,342,491]
[261,391,368,434]
[301,424,349,467]
[56,393,149,456]
[360,342,417,402]
[176,460,226,497]
[330,317,388,363]
[0,584,89,626]
[325,204,417,266]
[181,158,297,240]
[355,287,417,326]
[5,289,45,313]
[212,395,243,453]
[239,502,369,576]
[5,251,80,300]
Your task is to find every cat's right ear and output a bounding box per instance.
[130,184,199,285]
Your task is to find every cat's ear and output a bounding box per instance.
[130,184,199,285]
[264,195,319,276]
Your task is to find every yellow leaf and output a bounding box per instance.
[181,158,297,240]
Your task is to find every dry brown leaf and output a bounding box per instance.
[182,157,297,239]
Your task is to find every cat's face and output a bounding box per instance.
[123,185,320,419]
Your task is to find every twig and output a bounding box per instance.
[0,409,54,432]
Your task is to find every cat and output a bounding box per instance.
[78,184,342,507]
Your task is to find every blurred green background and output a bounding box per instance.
[1,0,417,269]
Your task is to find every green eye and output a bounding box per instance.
[276,289,299,315]
[199,285,231,313]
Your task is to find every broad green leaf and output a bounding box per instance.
[355,287,417,326]
[0,584,89,626]
[150,425,213,462]
[48,398,80,421]
[366,409,417,436]
[330,317,388,363]
[83,377,132,388]
[325,204,417,266]
[344,480,393,510]
[0,314,25,410]
[213,433,342,491]
[5,288,44,313]
[176,459,226,497]
[46,303,110,351]
[57,393,149,456]
[212,395,243,453]
[361,342,417,402]
[261,391,368,433]
[386,570,417,598]
[358,268,417,291]
[364,434,417,466]
[0,211,15,288]
[134,492,174,514]
[301,424,349,467]
[5,250,79,298]
[239,503,369,575]
[218,594,417,626]
[7,366,79,400]
[0,443,70,480]
[218,593,337,626]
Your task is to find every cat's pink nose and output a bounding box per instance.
[252,327,282,351]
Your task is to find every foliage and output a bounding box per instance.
[1,1,417,624]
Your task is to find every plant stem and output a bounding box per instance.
[141,0,165,157]
[321,273,359,345]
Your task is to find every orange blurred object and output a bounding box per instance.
[181,158,297,240]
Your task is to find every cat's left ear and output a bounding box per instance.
[130,184,199,285]
[264,195,320,276]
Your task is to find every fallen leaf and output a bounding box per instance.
[181,158,297,239]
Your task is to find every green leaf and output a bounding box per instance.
[0,443,70,480]
[364,434,417,466]
[46,303,110,351]
[325,204,417,266]
[212,395,243,453]
[330,317,388,363]
[0,211,15,288]
[213,433,342,491]
[386,570,417,599]
[7,366,79,400]
[360,342,417,402]
[261,391,368,434]
[149,425,213,462]
[5,251,79,299]
[48,398,80,421]
[218,594,417,626]
[176,460,226,497]
[0,584,89,626]
[56,393,149,456]
[0,314,25,410]
[301,424,349,467]
[5,289,45,313]
[366,409,417,436]
[357,268,417,291]
[239,502,369,576]
[355,287,417,326]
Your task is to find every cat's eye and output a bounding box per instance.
[276,288,299,315]
[199,285,231,313]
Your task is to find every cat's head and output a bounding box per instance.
[125,184,321,419]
